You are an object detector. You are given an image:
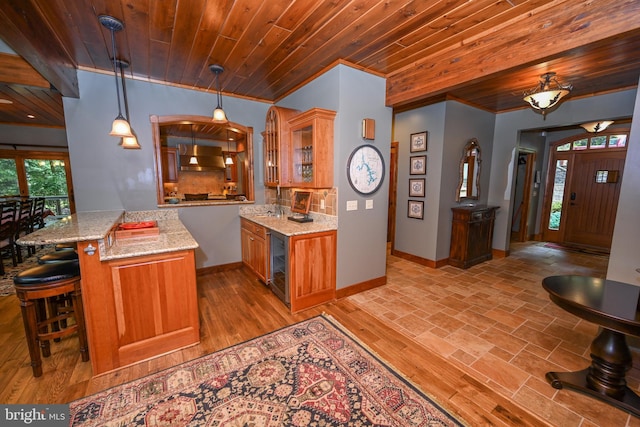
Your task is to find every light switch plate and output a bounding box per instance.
[346,200,358,211]
[365,199,373,209]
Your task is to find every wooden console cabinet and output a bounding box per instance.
[449,206,498,269]
[240,218,268,282]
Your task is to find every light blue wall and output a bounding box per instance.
[280,65,392,289]
[62,70,270,267]
[490,89,637,251]
[393,101,494,262]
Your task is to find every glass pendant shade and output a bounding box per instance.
[189,156,199,165]
[580,121,614,133]
[213,105,228,123]
[110,114,133,137]
[121,134,141,149]
[523,72,572,118]
[225,155,233,165]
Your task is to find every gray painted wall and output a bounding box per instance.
[490,89,637,252]
[62,70,270,268]
[393,101,495,262]
[280,65,391,289]
[608,78,640,285]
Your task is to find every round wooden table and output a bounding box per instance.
[543,275,640,416]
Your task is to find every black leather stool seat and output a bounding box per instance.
[38,250,79,264]
[14,260,80,285]
[55,242,77,251]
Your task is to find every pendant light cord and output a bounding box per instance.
[110,29,123,117]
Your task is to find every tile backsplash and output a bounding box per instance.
[264,187,337,216]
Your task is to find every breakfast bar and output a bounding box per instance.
[17,209,200,376]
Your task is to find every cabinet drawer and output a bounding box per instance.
[241,218,267,239]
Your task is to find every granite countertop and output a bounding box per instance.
[239,206,337,236]
[17,209,198,261]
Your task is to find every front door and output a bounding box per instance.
[563,151,625,249]
[542,131,628,251]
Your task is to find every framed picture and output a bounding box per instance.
[409,178,425,197]
[410,131,427,152]
[410,155,427,175]
[408,200,424,219]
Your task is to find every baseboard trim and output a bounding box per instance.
[336,276,386,299]
[390,249,448,268]
[196,261,243,276]
[492,248,509,259]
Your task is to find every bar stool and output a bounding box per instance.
[38,250,78,264]
[13,260,89,377]
[55,242,77,251]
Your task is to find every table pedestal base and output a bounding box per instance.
[546,328,640,417]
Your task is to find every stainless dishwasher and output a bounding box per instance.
[268,230,289,305]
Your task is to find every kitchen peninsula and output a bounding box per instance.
[17,210,199,376]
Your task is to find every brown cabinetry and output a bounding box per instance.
[449,206,498,269]
[77,243,199,375]
[161,147,178,183]
[289,230,336,313]
[288,108,336,188]
[240,218,268,282]
[263,106,299,187]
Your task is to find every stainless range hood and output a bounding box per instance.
[178,144,226,171]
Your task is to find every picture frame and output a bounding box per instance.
[409,178,425,197]
[410,155,427,175]
[410,131,427,152]
[408,200,424,219]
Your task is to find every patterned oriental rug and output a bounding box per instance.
[70,315,465,426]
[0,245,54,296]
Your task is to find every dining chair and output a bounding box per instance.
[14,198,34,263]
[0,200,18,275]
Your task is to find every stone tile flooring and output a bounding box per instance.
[348,241,640,426]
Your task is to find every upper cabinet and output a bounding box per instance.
[288,108,336,188]
[161,147,178,183]
[264,106,299,187]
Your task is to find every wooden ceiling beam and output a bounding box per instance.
[0,53,49,88]
[386,0,640,108]
[0,0,79,98]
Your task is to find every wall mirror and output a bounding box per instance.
[456,138,481,202]
[151,114,254,205]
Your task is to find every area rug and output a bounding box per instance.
[0,245,54,296]
[69,315,465,426]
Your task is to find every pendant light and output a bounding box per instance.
[225,130,234,165]
[523,72,572,119]
[99,15,133,137]
[209,64,228,124]
[116,59,141,149]
[189,125,198,165]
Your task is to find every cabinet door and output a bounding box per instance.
[264,106,298,187]
[288,108,335,188]
[240,220,267,283]
[161,147,178,183]
[289,230,336,312]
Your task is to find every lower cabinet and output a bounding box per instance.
[449,206,499,269]
[289,230,336,313]
[77,243,200,375]
[240,218,268,282]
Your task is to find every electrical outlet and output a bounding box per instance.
[320,199,325,210]
[365,199,373,209]
[346,200,358,211]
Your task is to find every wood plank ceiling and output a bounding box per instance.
[0,0,639,129]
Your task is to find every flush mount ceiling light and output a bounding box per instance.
[580,120,614,133]
[523,72,572,119]
[99,15,133,138]
[209,64,228,124]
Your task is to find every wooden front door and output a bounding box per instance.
[563,151,625,249]
[542,131,628,252]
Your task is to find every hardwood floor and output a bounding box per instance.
[0,242,635,426]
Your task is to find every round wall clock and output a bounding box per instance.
[347,144,385,195]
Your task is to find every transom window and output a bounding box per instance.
[556,134,627,152]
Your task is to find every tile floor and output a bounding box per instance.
[348,241,640,426]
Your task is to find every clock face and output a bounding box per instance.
[347,145,385,195]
